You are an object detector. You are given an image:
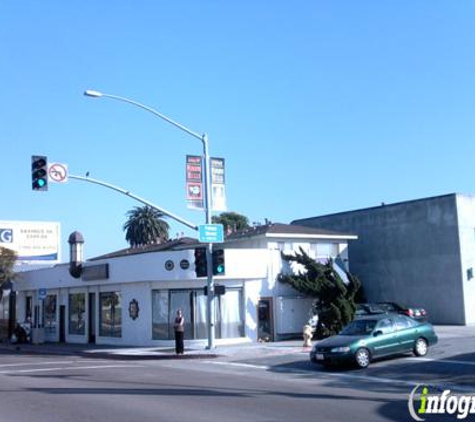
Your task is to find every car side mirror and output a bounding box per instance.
[373,330,383,337]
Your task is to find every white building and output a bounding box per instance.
[13,223,356,346]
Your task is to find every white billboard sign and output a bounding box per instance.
[0,221,60,264]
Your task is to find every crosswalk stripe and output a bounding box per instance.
[0,364,143,375]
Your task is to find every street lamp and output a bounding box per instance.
[84,89,217,349]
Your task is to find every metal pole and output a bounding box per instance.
[69,174,198,231]
[84,90,216,349]
[202,134,215,349]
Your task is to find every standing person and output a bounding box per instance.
[173,309,185,355]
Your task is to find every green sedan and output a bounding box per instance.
[310,313,438,368]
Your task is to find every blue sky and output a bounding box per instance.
[1,1,474,260]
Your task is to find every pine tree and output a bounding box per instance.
[278,247,361,338]
[0,247,17,287]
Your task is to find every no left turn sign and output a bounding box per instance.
[48,163,68,183]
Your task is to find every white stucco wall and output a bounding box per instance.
[14,235,353,345]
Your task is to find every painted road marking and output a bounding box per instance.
[205,361,269,370]
[202,359,475,394]
[406,357,475,366]
[0,364,144,375]
[0,359,112,368]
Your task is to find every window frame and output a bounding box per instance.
[99,291,122,338]
[69,293,86,336]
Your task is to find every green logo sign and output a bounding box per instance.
[408,384,475,420]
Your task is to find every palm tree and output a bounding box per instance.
[123,206,170,247]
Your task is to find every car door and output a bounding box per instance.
[370,318,399,357]
[393,315,418,352]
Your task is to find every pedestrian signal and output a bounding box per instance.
[194,247,207,277]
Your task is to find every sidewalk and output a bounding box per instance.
[0,338,309,361]
[0,342,220,360]
[0,325,472,361]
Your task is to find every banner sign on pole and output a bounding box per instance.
[211,157,227,212]
[186,155,204,210]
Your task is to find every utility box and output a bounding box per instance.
[275,296,314,338]
[31,327,45,344]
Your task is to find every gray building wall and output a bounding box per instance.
[293,194,468,325]
[455,195,475,325]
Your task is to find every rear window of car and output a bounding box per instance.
[394,316,417,330]
[378,303,398,312]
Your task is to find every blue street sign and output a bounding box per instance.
[38,288,47,300]
[199,224,224,243]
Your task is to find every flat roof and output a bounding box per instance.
[293,193,465,224]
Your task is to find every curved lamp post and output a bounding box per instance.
[84,90,216,349]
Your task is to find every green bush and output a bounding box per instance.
[278,247,361,338]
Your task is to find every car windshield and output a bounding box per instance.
[340,320,377,336]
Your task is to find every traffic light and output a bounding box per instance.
[31,155,48,191]
[194,247,207,277]
[212,249,225,276]
[204,285,226,296]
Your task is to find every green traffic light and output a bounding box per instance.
[31,155,48,191]
[216,264,224,274]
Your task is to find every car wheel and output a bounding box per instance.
[414,338,428,357]
[355,348,371,368]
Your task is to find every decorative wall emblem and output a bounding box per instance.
[128,299,140,320]
[180,259,190,270]
[165,260,174,271]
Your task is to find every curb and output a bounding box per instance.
[79,352,220,361]
[0,345,220,360]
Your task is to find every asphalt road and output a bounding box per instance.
[0,331,472,422]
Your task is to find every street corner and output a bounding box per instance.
[78,348,221,361]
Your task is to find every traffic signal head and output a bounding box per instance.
[212,249,225,276]
[194,247,207,277]
[31,155,48,191]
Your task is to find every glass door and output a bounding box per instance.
[169,291,193,340]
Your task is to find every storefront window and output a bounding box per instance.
[99,292,121,338]
[194,291,207,339]
[218,289,244,338]
[69,293,86,335]
[152,288,244,340]
[152,291,168,340]
[44,295,57,334]
[169,290,193,340]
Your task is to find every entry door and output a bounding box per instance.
[257,298,274,342]
[8,292,16,338]
[371,318,398,357]
[59,305,66,342]
[169,291,193,340]
[88,293,96,344]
